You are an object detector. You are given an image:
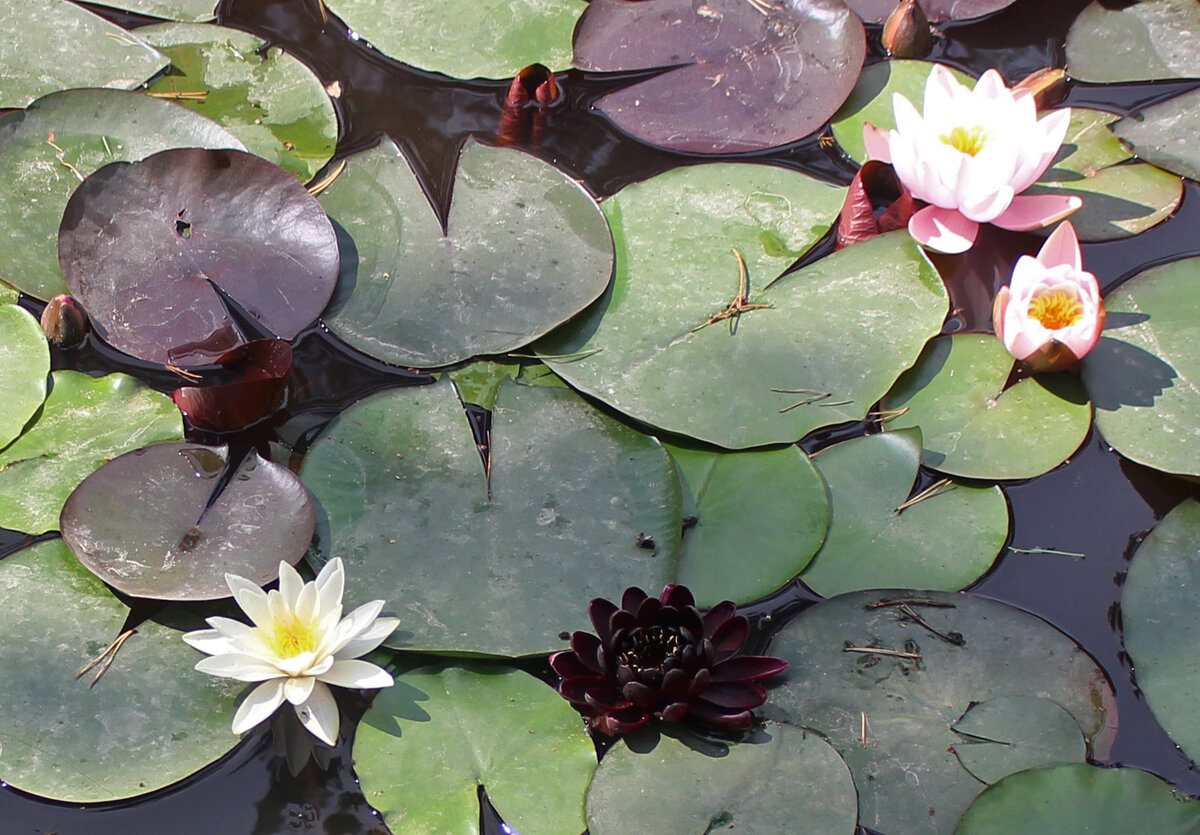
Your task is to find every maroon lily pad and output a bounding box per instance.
[836,159,914,249]
[172,339,293,433]
[60,442,315,601]
[845,0,1017,24]
[573,0,866,153]
[58,148,339,367]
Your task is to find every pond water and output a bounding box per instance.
[2,0,1200,832]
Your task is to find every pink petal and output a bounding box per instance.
[992,286,1011,344]
[908,205,980,253]
[990,193,1082,231]
[1035,221,1082,272]
[862,123,893,163]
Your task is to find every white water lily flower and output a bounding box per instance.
[863,64,1081,254]
[183,558,399,745]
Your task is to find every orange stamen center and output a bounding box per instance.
[940,125,990,156]
[1028,289,1084,330]
[266,613,318,658]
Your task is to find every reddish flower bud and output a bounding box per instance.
[40,293,88,349]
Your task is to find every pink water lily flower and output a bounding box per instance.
[863,64,1081,254]
[993,221,1105,373]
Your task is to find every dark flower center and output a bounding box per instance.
[617,625,688,674]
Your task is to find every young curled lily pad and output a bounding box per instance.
[0,89,245,301]
[59,147,339,366]
[61,442,315,601]
[573,0,866,153]
[319,138,613,368]
[0,304,49,448]
[172,339,293,433]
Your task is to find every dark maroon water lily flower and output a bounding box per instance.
[550,584,788,736]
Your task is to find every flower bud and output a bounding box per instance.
[40,293,88,349]
[1012,67,1069,109]
[882,0,935,59]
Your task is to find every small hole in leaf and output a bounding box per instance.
[176,219,192,239]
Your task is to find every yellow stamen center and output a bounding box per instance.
[1028,289,1084,330]
[266,614,319,659]
[940,125,990,156]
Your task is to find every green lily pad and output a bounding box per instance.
[139,24,336,182]
[1082,258,1200,478]
[1066,0,1200,82]
[1113,90,1200,184]
[319,138,613,368]
[1121,499,1200,762]
[831,60,975,164]
[90,0,216,22]
[800,429,1008,597]
[299,378,681,656]
[354,663,596,835]
[445,359,524,410]
[0,304,49,448]
[881,334,1092,480]
[586,725,857,835]
[955,764,1200,834]
[0,88,244,301]
[61,443,316,601]
[537,164,945,449]
[1027,109,1181,240]
[0,0,168,110]
[0,281,16,303]
[665,443,830,608]
[950,696,1087,786]
[0,371,184,534]
[0,539,241,802]
[769,589,1113,835]
[322,0,585,78]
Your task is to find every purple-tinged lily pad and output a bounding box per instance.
[844,0,1016,24]
[61,442,315,600]
[573,0,866,153]
[59,147,339,366]
[172,339,292,433]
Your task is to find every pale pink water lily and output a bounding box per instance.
[863,64,1081,254]
[183,558,399,745]
[992,221,1105,373]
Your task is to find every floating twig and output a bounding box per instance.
[842,645,922,660]
[692,248,772,335]
[1008,546,1086,559]
[76,629,137,688]
[147,90,209,102]
[305,158,347,196]
[868,597,956,610]
[895,478,954,513]
[898,603,964,646]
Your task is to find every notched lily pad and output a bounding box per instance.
[59,147,339,366]
[319,138,613,368]
[0,304,50,448]
[139,23,338,181]
[574,0,866,153]
[950,696,1087,785]
[61,442,315,600]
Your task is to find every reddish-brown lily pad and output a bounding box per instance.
[172,339,292,433]
[60,442,315,600]
[844,0,1016,23]
[573,0,866,153]
[58,148,339,366]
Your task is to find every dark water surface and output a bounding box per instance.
[2,0,1200,832]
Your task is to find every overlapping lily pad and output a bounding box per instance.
[354,663,596,835]
[666,443,830,607]
[574,0,866,153]
[1113,91,1200,184]
[323,0,584,78]
[0,0,167,109]
[0,88,244,301]
[949,696,1087,785]
[139,23,337,181]
[882,335,1092,480]
[537,164,946,449]
[59,147,339,366]
[1121,499,1200,762]
[800,429,1008,597]
[843,0,1016,23]
[61,442,315,601]
[586,726,858,834]
[1066,0,1200,82]
[1082,258,1200,478]
[319,139,613,368]
[955,764,1200,833]
[769,589,1113,835]
[299,378,682,656]
[0,304,49,448]
[0,539,242,802]
[0,371,183,534]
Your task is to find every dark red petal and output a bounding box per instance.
[660,667,691,700]
[710,656,789,682]
[688,667,711,696]
[635,595,662,625]
[689,700,754,730]
[594,708,652,736]
[589,597,619,641]
[621,586,649,613]
[702,600,737,636]
[549,650,593,680]
[609,609,637,636]
[659,701,689,722]
[584,686,631,711]
[709,615,750,661]
[559,675,606,705]
[569,631,607,674]
[696,682,767,710]
[622,681,658,708]
[660,584,695,608]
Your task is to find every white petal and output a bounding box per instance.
[319,659,394,690]
[325,601,386,656]
[284,675,317,705]
[196,654,285,682]
[204,616,256,639]
[182,628,236,656]
[315,559,345,622]
[226,574,273,628]
[277,560,304,609]
[295,681,340,745]
[294,580,318,626]
[336,617,400,660]
[275,650,318,677]
[231,679,286,734]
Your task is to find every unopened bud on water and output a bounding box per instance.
[882,0,935,59]
[40,294,88,349]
